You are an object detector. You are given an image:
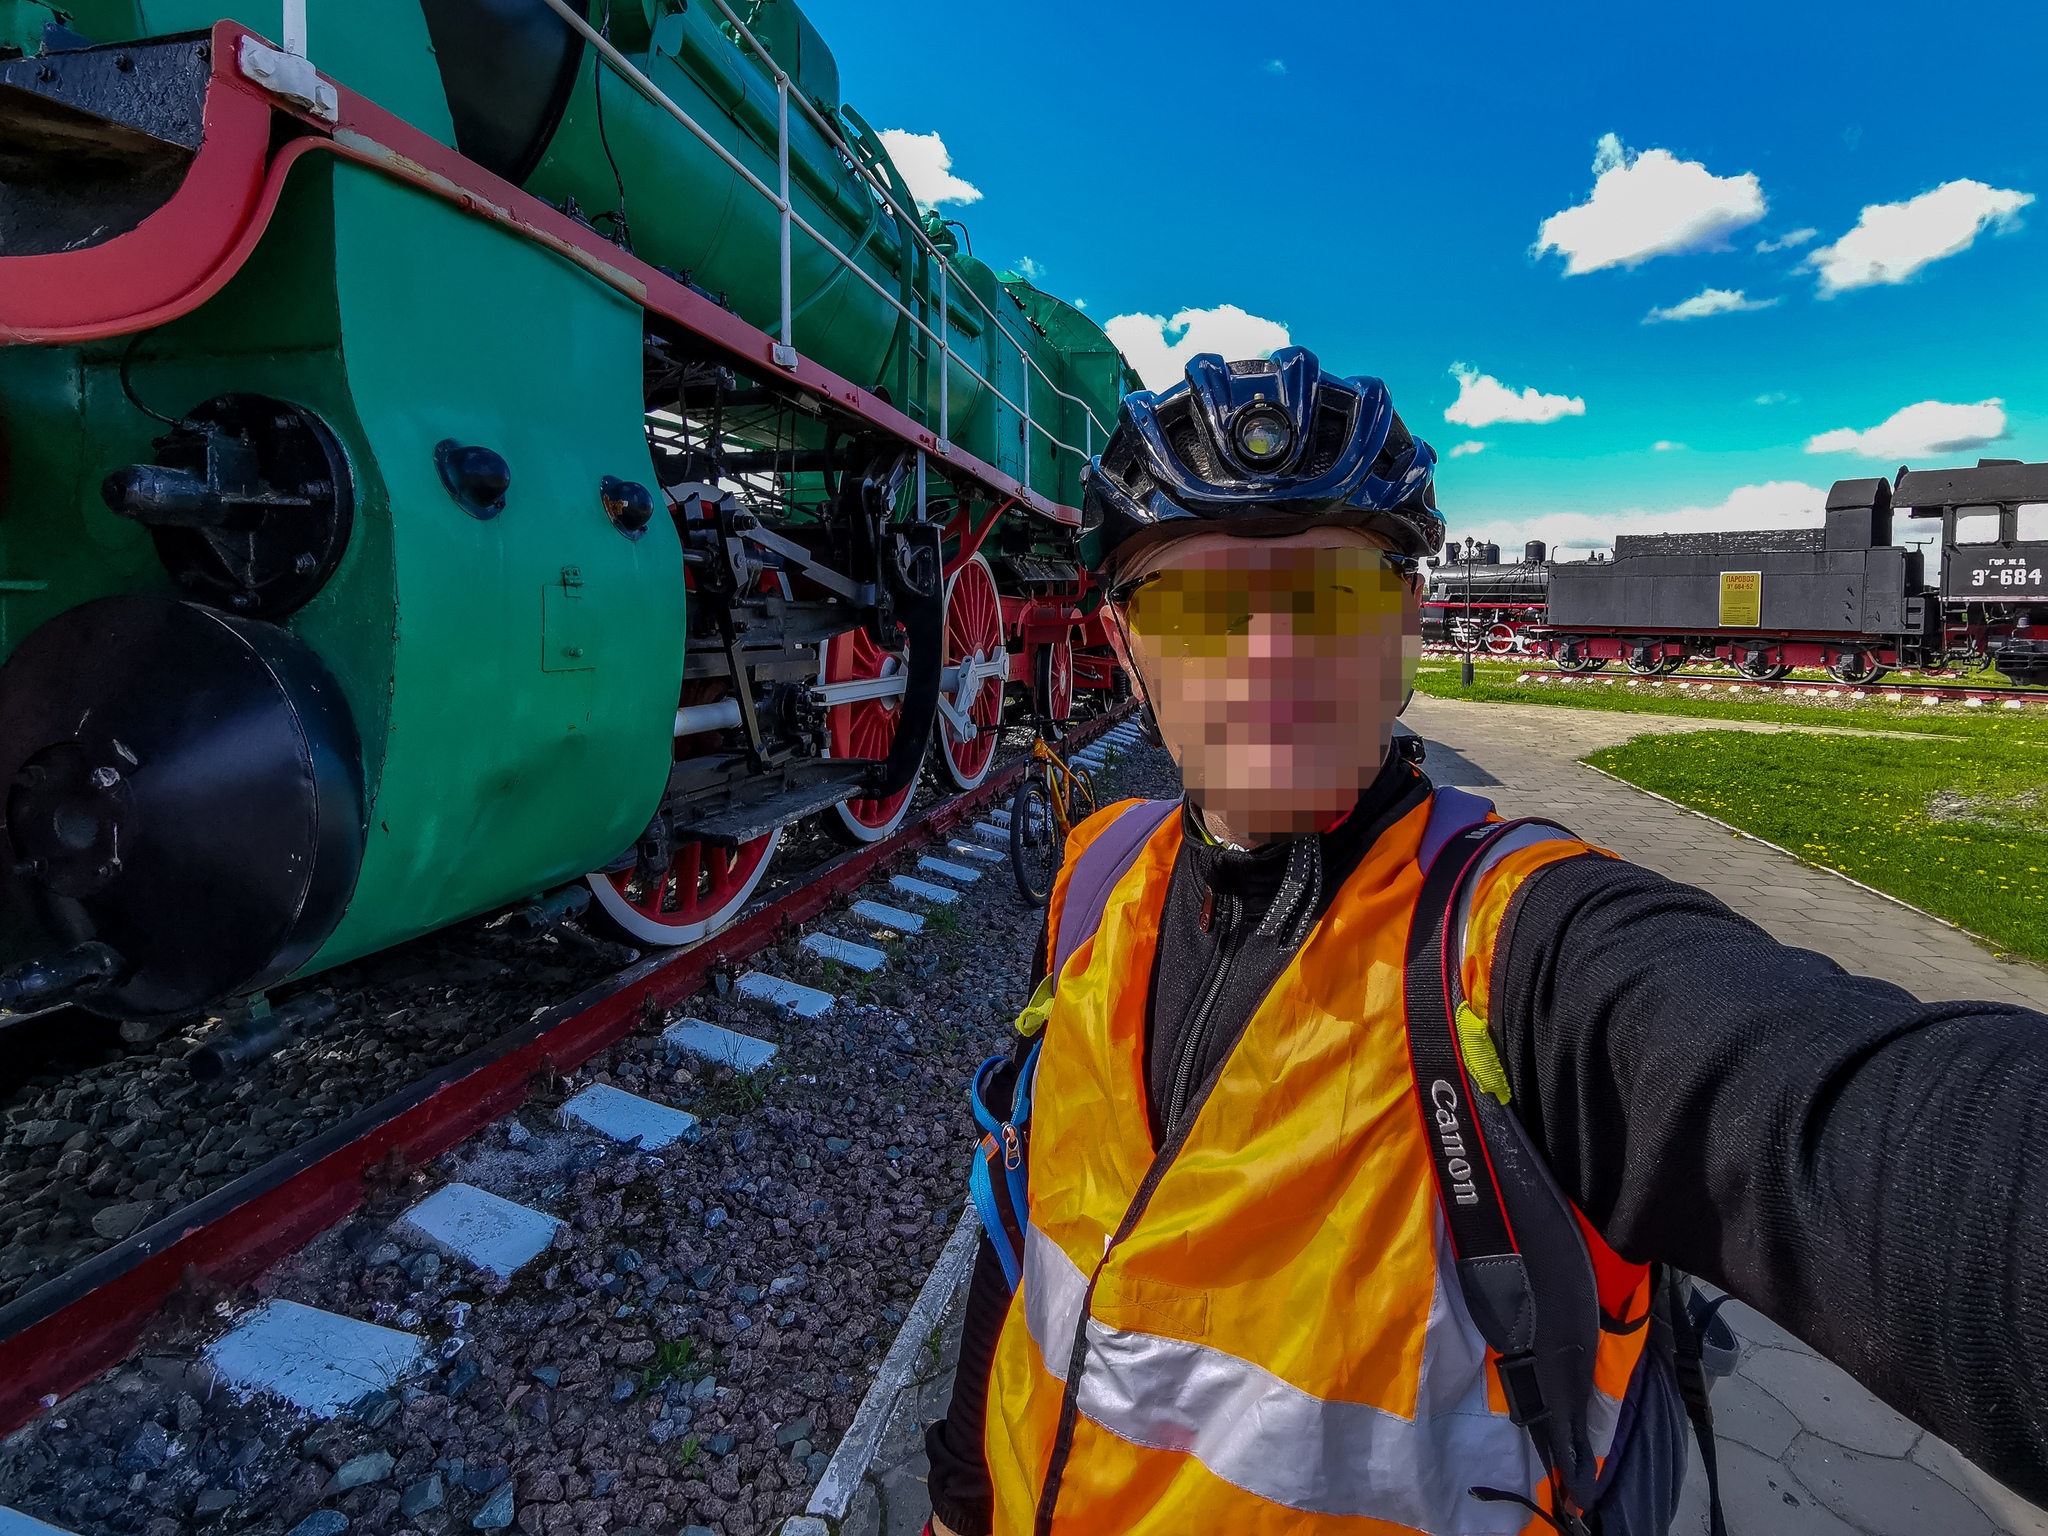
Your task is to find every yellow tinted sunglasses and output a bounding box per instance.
[1112,548,1412,646]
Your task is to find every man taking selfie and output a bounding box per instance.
[922,349,2048,1536]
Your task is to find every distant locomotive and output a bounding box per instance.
[1422,540,1549,652]
[1432,462,2048,686]
[0,0,1138,1021]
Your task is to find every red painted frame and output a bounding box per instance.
[1,23,1078,529]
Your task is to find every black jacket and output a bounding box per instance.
[925,760,2048,1534]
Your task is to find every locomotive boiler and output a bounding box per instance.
[0,0,1138,1020]
[1516,461,2048,684]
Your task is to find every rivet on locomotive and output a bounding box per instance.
[1423,462,2048,687]
[0,0,1139,1020]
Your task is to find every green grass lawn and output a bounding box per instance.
[1412,659,2048,960]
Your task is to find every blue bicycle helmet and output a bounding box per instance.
[1083,346,1443,569]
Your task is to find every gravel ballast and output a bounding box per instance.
[0,724,1179,1536]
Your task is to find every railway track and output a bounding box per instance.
[1501,666,2048,707]
[0,705,1148,1536]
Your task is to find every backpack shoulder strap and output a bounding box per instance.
[1049,797,1179,989]
[1406,811,1599,1535]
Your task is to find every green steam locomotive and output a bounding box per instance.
[0,0,1136,1019]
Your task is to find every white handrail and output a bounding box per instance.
[708,0,1111,443]
[536,0,1099,483]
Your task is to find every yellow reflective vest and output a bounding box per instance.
[985,793,1656,1535]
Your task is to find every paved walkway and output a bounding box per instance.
[1406,695,2048,1010]
[818,704,2048,1535]
[1410,695,2048,1534]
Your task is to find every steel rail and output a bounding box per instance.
[704,0,1110,446]
[0,705,1136,1434]
[536,0,1102,485]
[1504,665,2048,705]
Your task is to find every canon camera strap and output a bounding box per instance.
[1403,815,1594,1536]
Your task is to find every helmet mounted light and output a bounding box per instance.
[1233,406,1293,465]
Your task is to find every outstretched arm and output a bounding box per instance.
[1494,854,2048,1504]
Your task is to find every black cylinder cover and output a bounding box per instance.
[0,597,365,1018]
[419,0,588,185]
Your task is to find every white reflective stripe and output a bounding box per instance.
[1019,1222,1540,1534]
[1022,1222,1089,1382]
[1451,824,1572,967]
[1589,1380,1623,1460]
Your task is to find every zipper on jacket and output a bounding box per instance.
[1164,892,1245,1134]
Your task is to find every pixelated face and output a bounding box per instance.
[1108,527,1422,840]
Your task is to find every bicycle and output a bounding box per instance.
[1009,723,1098,906]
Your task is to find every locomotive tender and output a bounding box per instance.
[0,0,1138,1021]
[1428,461,2048,685]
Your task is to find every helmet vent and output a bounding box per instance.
[1302,387,1356,476]
[1227,359,1275,376]
[1168,421,1217,481]
[1368,410,1415,483]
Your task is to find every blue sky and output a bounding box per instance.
[809,0,2046,557]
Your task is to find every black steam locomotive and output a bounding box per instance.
[1425,461,2048,684]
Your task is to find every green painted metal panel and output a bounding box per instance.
[300,160,682,971]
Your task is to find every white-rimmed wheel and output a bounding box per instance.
[936,553,1006,790]
[820,624,915,844]
[586,827,783,948]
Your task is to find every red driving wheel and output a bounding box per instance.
[938,553,1005,790]
[820,624,914,843]
[586,828,782,947]
[1036,637,1073,722]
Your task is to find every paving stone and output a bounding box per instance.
[1787,1433,1995,1536]
[0,1509,74,1536]
[662,1016,781,1071]
[848,899,925,934]
[1705,1371,1803,1459]
[206,1299,423,1418]
[916,855,982,884]
[889,875,959,905]
[945,839,1006,865]
[736,970,837,1018]
[1910,1433,2048,1536]
[1739,1345,1921,1457]
[801,933,889,973]
[1689,1436,1859,1535]
[394,1182,562,1282]
[558,1083,699,1149]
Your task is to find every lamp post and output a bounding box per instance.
[1460,536,1477,687]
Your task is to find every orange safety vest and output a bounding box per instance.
[983,790,1669,1535]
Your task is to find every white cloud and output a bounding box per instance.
[1533,133,1765,274]
[1804,398,2008,460]
[1808,179,2033,295]
[1073,298,1087,309]
[1013,256,1045,282]
[1755,227,1818,252]
[1102,305,1291,391]
[1264,58,1287,74]
[1754,391,1793,406]
[877,129,982,210]
[1447,440,1488,458]
[1643,287,1778,323]
[1443,364,1585,428]
[1454,480,1829,561]
[1653,440,1686,452]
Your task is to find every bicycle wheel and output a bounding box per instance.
[1010,767,1063,906]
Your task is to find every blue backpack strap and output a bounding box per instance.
[967,1038,1042,1292]
[1050,798,1179,987]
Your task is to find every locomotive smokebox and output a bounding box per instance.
[0,598,364,1019]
